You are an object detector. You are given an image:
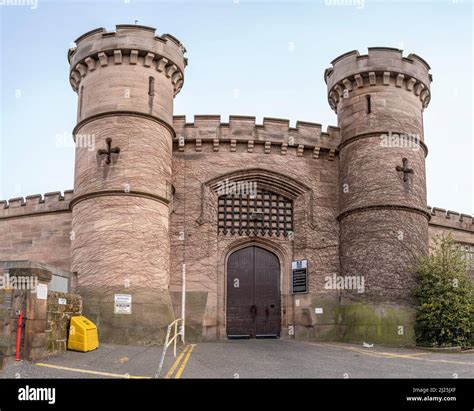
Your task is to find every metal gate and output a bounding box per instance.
[226,246,280,338]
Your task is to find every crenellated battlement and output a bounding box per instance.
[68,24,186,95]
[0,190,73,220]
[325,47,432,112]
[427,206,474,232]
[172,115,340,159]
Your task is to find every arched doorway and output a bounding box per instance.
[226,246,281,338]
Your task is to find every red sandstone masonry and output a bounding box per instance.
[172,115,340,158]
[427,206,474,232]
[0,191,73,219]
[325,48,432,113]
[1,34,473,344]
[68,25,186,96]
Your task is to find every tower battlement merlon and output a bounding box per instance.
[68,24,186,96]
[324,47,432,112]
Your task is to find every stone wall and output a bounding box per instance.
[170,116,340,341]
[0,265,52,363]
[0,192,73,271]
[0,131,472,347]
[0,264,81,368]
[0,289,17,370]
[428,207,474,282]
[428,207,474,243]
[46,291,82,355]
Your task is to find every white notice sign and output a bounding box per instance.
[58,298,67,305]
[36,284,48,300]
[114,294,132,314]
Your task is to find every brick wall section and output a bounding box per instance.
[46,291,82,355]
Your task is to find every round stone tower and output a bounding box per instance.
[325,48,432,344]
[68,25,186,344]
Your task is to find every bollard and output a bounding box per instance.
[15,309,22,361]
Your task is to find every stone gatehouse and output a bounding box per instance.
[1,25,473,346]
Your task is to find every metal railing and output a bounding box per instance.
[156,318,184,378]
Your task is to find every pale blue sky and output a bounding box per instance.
[0,0,472,213]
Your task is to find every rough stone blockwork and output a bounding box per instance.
[172,115,340,159]
[46,291,82,355]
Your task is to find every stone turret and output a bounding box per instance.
[325,48,432,344]
[68,25,186,344]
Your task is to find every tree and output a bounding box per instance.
[414,234,474,348]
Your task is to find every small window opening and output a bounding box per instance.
[148,76,155,96]
[79,86,84,117]
[366,94,371,114]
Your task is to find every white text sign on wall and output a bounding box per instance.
[114,294,132,314]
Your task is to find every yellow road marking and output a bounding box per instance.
[314,343,474,365]
[341,346,426,359]
[35,362,150,379]
[314,343,389,358]
[164,345,190,379]
[377,352,427,358]
[415,358,474,366]
[174,344,195,379]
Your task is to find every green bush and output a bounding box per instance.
[414,234,474,348]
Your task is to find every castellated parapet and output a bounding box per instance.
[69,24,186,129]
[69,25,185,97]
[0,191,73,219]
[325,48,431,144]
[173,115,340,159]
[428,206,474,232]
[325,47,431,113]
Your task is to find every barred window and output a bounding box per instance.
[218,190,293,237]
[458,243,474,270]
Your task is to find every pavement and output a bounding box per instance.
[1,339,473,379]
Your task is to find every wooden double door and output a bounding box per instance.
[226,246,281,338]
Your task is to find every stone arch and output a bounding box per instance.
[216,236,293,338]
[197,168,314,227]
[207,168,310,199]
[223,237,288,268]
